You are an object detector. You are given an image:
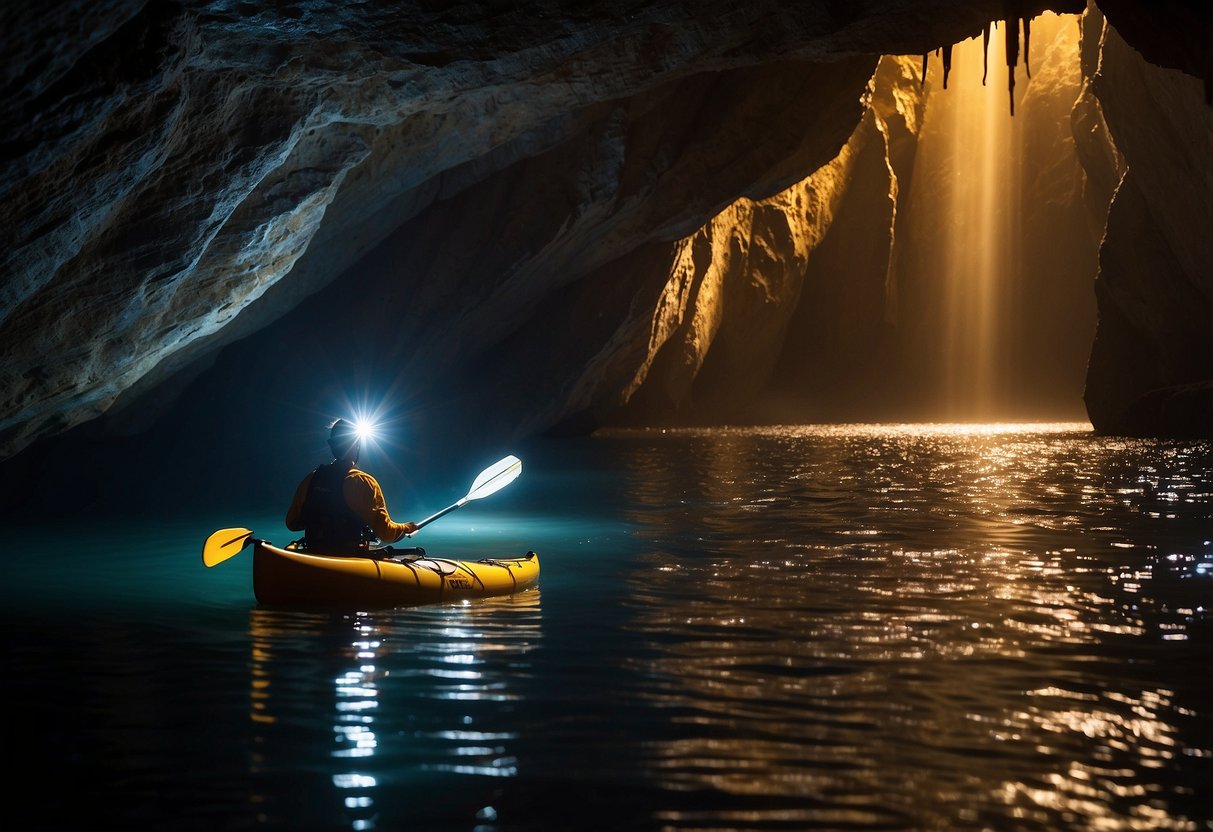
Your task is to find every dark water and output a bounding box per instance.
[4,423,1211,831]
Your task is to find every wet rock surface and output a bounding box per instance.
[1083,22,1213,436]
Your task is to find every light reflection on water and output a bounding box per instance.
[2,423,1211,830]
[244,594,542,829]
[606,423,1211,829]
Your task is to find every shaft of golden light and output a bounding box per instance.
[935,29,1021,419]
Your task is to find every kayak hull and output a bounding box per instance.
[252,541,540,607]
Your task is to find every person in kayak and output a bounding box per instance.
[285,418,418,553]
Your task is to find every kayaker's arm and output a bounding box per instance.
[285,472,312,531]
[344,471,417,543]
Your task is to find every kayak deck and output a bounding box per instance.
[252,541,540,607]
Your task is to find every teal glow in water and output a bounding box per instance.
[3,425,1211,830]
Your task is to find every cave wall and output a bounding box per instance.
[185,57,879,447]
[632,13,1100,426]
[2,0,1088,464]
[695,55,926,425]
[1,0,1210,511]
[612,4,1209,433]
[1081,18,1213,436]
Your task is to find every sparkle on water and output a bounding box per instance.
[3,422,1210,830]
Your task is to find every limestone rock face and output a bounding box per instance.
[190,56,879,455]
[772,15,1099,423]
[0,0,1087,462]
[1,0,1208,478]
[1085,177,1213,437]
[753,55,926,423]
[1071,5,1125,243]
[617,119,868,422]
[1083,23,1213,436]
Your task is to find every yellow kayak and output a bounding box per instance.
[252,541,540,607]
[203,457,536,607]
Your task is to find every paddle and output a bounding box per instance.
[202,527,255,567]
[200,455,523,565]
[407,454,523,536]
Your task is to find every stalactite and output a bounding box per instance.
[1024,16,1031,78]
[929,8,1042,115]
[982,23,991,85]
[1005,17,1019,115]
[920,45,953,90]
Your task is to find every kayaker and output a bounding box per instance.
[285,418,418,554]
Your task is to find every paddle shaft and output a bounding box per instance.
[407,455,521,536]
[411,499,466,533]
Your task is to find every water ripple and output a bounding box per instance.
[601,423,1212,829]
[4,423,1210,830]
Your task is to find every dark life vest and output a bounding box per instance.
[300,462,374,552]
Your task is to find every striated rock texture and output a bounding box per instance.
[613,103,878,424]
[747,55,927,424]
[1081,21,1213,436]
[2,0,1095,462]
[0,0,1209,497]
[747,15,1097,424]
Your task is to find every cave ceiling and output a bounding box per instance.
[1,0,1209,467]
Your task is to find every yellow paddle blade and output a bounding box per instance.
[202,527,254,567]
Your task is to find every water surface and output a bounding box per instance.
[3,423,1210,830]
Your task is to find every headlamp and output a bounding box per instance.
[353,419,377,443]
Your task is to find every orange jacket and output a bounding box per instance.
[286,467,410,544]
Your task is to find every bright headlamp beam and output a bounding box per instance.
[353,419,377,442]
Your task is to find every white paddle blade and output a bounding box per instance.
[465,455,522,501]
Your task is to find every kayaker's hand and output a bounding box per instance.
[402,522,419,537]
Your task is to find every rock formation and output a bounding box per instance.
[0,0,1209,512]
[1081,20,1213,436]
